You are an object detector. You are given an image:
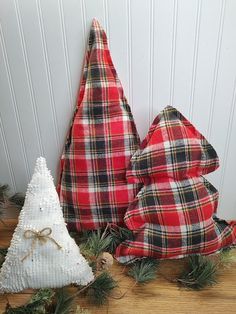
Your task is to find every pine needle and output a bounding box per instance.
[0,184,25,210]
[127,258,159,284]
[4,288,54,314]
[108,226,134,253]
[177,255,217,290]
[86,272,117,305]
[52,288,75,314]
[218,248,236,269]
[0,184,10,205]
[0,248,7,268]
[9,193,25,208]
[80,229,112,258]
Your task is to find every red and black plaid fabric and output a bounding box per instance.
[115,106,236,262]
[127,106,219,183]
[115,218,236,263]
[124,176,219,231]
[57,19,140,231]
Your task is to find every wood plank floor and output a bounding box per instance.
[1,216,236,314]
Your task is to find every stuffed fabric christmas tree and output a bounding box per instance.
[58,19,140,231]
[0,157,94,293]
[115,106,236,263]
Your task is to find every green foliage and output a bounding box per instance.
[177,255,218,290]
[9,193,25,207]
[0,248,7,268]
[52,288,75,314]
[108,226,134,254]
[218,248,236,269]
[86,272,117,305]
[80,229,112,258]
[127,258,159,284]
[4,289,54,314]
[0,184,10,205]
[0,183,25,210]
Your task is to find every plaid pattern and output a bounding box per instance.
[127,106,219,183]
[124,177,219,231]
[57,19,140,231]
[115,218,236,263]
[115,107,236,262]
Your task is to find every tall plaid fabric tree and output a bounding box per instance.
[58,19,140,231]
[116,106,236,263]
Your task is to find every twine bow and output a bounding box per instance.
[21,227,62,262]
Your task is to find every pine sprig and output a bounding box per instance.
[177,255,217,290]
[86,272,117,305]
[80,229,112,258]
[4,288,54,314]
[9,193,25,208]
[0,184,10,205]
[128,258,159,284]
[218,248,236,269]
[52,288,75,314]
[0,183,25,210]
[108,226,134,254]
[0,248,7,268]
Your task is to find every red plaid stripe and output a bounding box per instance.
[115,106,236,262]
[124,177,218,231]
[115,219,236,263]
[57,19,140,231]
[127,106,219,183]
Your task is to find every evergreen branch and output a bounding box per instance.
[0,184,25,210]
[127,258,159,284]
[177,255,217,290]
[107,226,134,254]
[0,184,10,205]
[0,248,7,268]
[9,193,25,208]
[80,229,112,258]
[4,289,54,314]
[218,248,236,269]
[86,272,117,305]
[52,288,75,314]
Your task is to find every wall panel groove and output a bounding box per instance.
[207,0,226,140]
[36,0,60,155]
[14,0,44,156]
[189,0,202,119]
[0,24,30,181]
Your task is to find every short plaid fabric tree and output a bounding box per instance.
[116,106,236,263]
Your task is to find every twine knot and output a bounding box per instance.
[21,227,62,262]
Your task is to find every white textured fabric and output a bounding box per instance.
[0,157,94,293]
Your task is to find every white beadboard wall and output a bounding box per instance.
[0,0,236,219]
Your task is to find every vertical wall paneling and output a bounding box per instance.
[107,0,130,102]
[191,0,222,136]
[0,0,236,218]
[0,115,16,191]
[209,0,236,217]
[129,0,151,140]
[0,1,40,183]
[17,0,61,175]
[172,0,199,116]
[151,0,175,119]
[0,22,29,191]
[60,0,85,109]
[169,0,178,107]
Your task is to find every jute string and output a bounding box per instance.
[21,227,62,262]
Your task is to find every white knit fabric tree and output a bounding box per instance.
[0,157,94,293]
